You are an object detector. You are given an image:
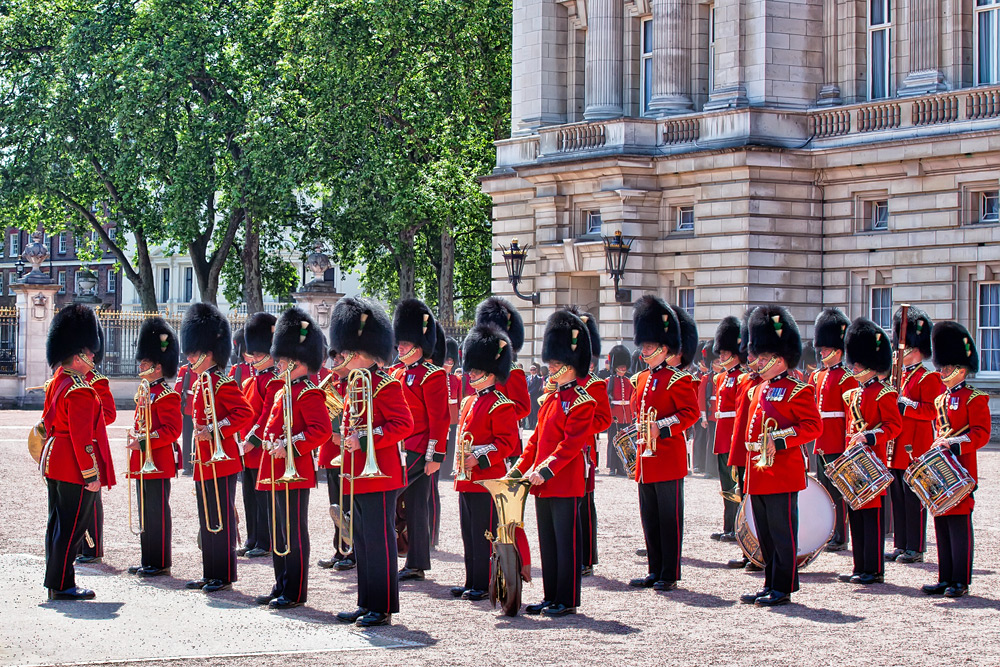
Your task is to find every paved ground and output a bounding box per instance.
[3,410,999,667]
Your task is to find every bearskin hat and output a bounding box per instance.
[463,323,513,383]
[813,308,850,351]
[845,317,892,374]
[630,347,643,374]
[739,308,757,362]
[430,321,447,366]
[713,315,742,358]
[568,306,601,361]
[671,305,699,370]
[181,302,232,367]
[393,298,437,356]
[633,295,680,351]
[329,297,394,364]
[232,326,246,359]
[244,312,277,356]
[931,321,979,373]
[748,306,802,369]
[542,310,592,378]
[893,306,933,359]
[93,325,106,366]
[271,307,326,373]
[46,304,101,368]
[699,340,717,365]
[609,344,631,371]
[475,296,524,353]
[136,316,180,378]
[445,337,459,365]
[801,342,817,371]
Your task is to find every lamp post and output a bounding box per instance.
[14,258,25,281]
[603,230,633,304]
[497,238,540,305]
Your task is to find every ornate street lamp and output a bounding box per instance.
[497,238,540,305]
[603,230,633,304]
[14,257,25,280]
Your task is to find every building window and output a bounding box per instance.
[677,288,695,316]
[640,18,653,115]
[977,190,999,223]
[58,232,67,254]
[870,286,892,329]
[676,206,695,232]
[108,226,117,243]
[976,0,1000,85]
[8,233,19,259]
[161,267,170,302]
[868,0,891,100]
[584,210,602,236]
[107,270,117,294]
[184,267,194,302]
[980,282,1000,373]
[57,270,67,295]
[708,4,717,92]
[860,199,890,231]
[0,271,4,296]
[91,230,100,248]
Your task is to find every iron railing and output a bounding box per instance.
[0,307,18,375]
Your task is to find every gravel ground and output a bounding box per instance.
[3,411,998,667]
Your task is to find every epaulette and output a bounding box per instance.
[968,387,989,402]
[265,370,284,386]
[489,393,515,414]
[511,361,523,372]
[666,368,691,389]
[460,395,475,413]
[838,368,855,385]
[877,383,896,401]
[298,379,323,397]
[373,370,397,397]
[65,374,97,395]
[153,385,179,402]
[89,372,109,384]
[629,371,643,388]
[789,377,810,399]
[569,385,596,410]
[420,362,444,385]
[584,373,604,389]
[215,374,235,391]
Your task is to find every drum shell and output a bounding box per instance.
[612,426,639,480]
[823,445,893,511]
[903,447,976,517]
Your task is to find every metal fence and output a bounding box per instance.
[0,307,18,375]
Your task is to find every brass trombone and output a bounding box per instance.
[339,368,388,554]
[455,431,475,482]
[128,379,161,535]
[194,370,233,534]
[259,367,305,557]
[638,407,658,458]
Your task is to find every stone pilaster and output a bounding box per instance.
[898,0,947,96]
[584,0,625,120]
[703,0,748,110]
[817,0,842,106]
[647,0,694,115]
[511,0,568,135]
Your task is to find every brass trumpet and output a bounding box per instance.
[455,431,475,482]
[128,379,161,536]
[753,418,779,470]
[260,366,306,557]
[194,370,232,534]
[339,368,388,555]
[638,407,658,458]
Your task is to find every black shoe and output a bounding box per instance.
[47,586,95,601]
[851,573,884,585]
[75,555,102,564]
[269,596,303,609]
[710,532,725,541]
[245,548,270,558]
[944,583,968,598]
[720,532,738,543]
[462,589,489,601]
[137,566,170,578]
[450,586,469,598]
[740,588,770,604]
[318,556,338,569]
[237,546,249,557]
[896,550,924,564]
[127,565,143,575]
[653,580,677,591]
[337,607,368,623]
[185,579,208,590]
[755,591,791,607]
[629,574,657,588]
[398,567,425,581]
[525,600,552,615]
[356,611,391,627]
[580,565,594,577]
[203,579,232,593]
[727,557,750,569]
[745,562,763,572]
[838,572,858,583]
[256,594,276,605]
[884,548,904,562]
[825,541,847,552]
[334,558,357,571]
[635,548,647,557]
[542,603,576,617]
[922,581,950,595]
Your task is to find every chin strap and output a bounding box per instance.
[189,353,207,372]
[252,354,273,371]
[640,345,664,365]
[758,355,781,377]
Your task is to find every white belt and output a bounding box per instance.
[715,411,736,419]
[612,401,630,406]
[820,411,845,419]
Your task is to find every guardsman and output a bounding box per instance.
[510,310,595,617]
[126,317,182,578]
[174,362,197,475]
[428,321,448,550]
[627,298,700,592]
[738,306,822,607]
[254,308,332,609]
[920,321,989,598]
[239,312,280,559]
[331,297,414,628]
[450,324,520,601]
[710,316,743,543]
[391,299,449,582]
[606,344,633,477]
[182,303,254,593]
[318,349,354,571]
[475,297,531,442]
[41,305,116,599]
[229,327,251,386]
[442,337,462,479]
[810,308,858,552]
[886,307,942,564]
[836,318,902,586]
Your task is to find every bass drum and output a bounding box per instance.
[735,475,836,569]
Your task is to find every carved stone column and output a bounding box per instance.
[647,0,694,114]
[817,0,842,106]
[584,0,624,120]
[898,0,947,96]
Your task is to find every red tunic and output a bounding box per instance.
[582,373,612,492]
[609,374,634,425]
[629,365,700,484]
[41,370,115,488]
[453,389,519,494]
[841,379,903,509]
[257,378,332,491]
[174,366,196,417]
[495,365,531,422]
[229,362,252,387]
[727,374,762,468]
[891,365,944,468]
[742,374,822,496]
[933,384,990,515]
[712,367,743,455]
[191,368,253,482]
[809,364,858,457]
[318,377,348,469]
[391,362,450,461]
[511,382,595,498]
[340,368,413,494]
[243,367,281,469]
[446,372,462,425]
[126,379,182,480]
[87,372,117,426]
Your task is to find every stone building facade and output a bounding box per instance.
[482,0,1000,404]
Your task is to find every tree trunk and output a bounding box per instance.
[241,211,264,313]
[397,226,417,301]
[438,218,455,325]
[132,233,159,313]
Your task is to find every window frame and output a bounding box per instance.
[975,0,1000,85]
[979,190,1000,223]
[979,281,1000,375]
[184,267,194,302]
[708,4,717,93]
[107,269,117,294]
[676,205,695,232]
[870,286,893,329]
[677,287,695,317]
[9,233,19,259]
[160,267,170,303]
[58,232,67,255]
[57,270,67,295]
[640,18,653,115]
[867,0,892,100]
[583,210,603,237]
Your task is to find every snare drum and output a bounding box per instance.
[824,445,893,510]
[735,475,836,569]
[612,426,640,480]
[904,447,976,517]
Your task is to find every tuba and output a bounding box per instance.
[317,373,345,420]
[259,366,306,557]
[128,379,161,535]
[477,476,532,616]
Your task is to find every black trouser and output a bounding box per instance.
[441,424,457,479]
[269,488,310,603]
[578,490,598,567]
[718,454,738,534]
[354,489,400,614]
[607,422,625,475]
[241,467,270,551]
[934,512,974,586]
[79,490,103,557]
[136,478,172,569]
[45,479,98,590]
[325,468,352,560]
[817,453,848,546]
[459,492,497,591]
[430,470,441,548]
[889,468,926,552]
[750,492,799,594]
[848,506,884,576]
[702,423,718,478]
[638,479,684,583]
[536,496,581,608]
[181,414,194,475]
[196,472,238,583]
[692,423,707,474]
[403,450,432,570]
